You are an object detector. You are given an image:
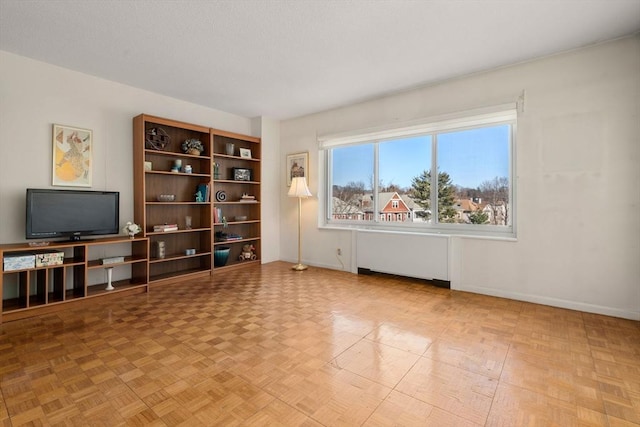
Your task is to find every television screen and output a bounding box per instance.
[26,189,120,240]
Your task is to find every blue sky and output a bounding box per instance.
[332,125,510,189]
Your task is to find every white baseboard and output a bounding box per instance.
[457,284,639,321]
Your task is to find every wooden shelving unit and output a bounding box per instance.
[133,114,214,284]
[0,236,148,323]
[211,129,261,270]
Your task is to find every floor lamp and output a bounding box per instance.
[288,176,312,271]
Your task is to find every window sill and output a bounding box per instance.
[319,222,517,242]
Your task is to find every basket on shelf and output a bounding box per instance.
[182,139,204,156]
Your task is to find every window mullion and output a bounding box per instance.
[432,134,438,225]
[373,142,379,223]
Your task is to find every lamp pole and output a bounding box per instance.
[293,195,307,270]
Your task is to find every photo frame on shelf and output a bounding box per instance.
[239,148,252,159]
[52,124,92,187]
[286,151,308,186]
[233,167,252,181]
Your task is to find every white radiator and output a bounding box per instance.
[356,230,449,283]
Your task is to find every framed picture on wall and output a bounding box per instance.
[52,124,92,187]
[286,151,308,186]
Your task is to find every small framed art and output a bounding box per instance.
[239,148,252,159]
[286,151,308,186]
[233,167,252,181]
[52,124,92,187]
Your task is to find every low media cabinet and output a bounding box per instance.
[0,237,148,324]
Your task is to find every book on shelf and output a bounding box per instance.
[214,207,222,224]
[216,233,243,242]
[153,224,178,232]
[225,233,243,241]
[239,194,258,203]
[195,183,210,203]
[101,256,125,265]
[154,227,178,232]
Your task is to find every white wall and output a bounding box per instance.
[279,35,640,320]
[253,117,281,263]
[0,51,279,265]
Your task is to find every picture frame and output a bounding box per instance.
[286,151,308,186]
[52,124,92,187]
[233,167,252,181]
[239,148,252,159]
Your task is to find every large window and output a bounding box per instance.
[323,108,516,237]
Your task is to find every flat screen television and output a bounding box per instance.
[26,188,120,241]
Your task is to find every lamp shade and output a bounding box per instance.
[288,177,312,198]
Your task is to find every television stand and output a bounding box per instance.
[0,236,149,324]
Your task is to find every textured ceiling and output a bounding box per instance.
[1,0,639,120]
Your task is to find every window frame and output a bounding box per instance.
[319,105,518,239]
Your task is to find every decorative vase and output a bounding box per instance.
[187,148,201,156]
[128,232,135,238]
[105,267,114,291]
[214,247,231,267]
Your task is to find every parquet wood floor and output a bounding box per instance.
[1,261,638,426]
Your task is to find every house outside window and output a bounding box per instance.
[322,107,517,238]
